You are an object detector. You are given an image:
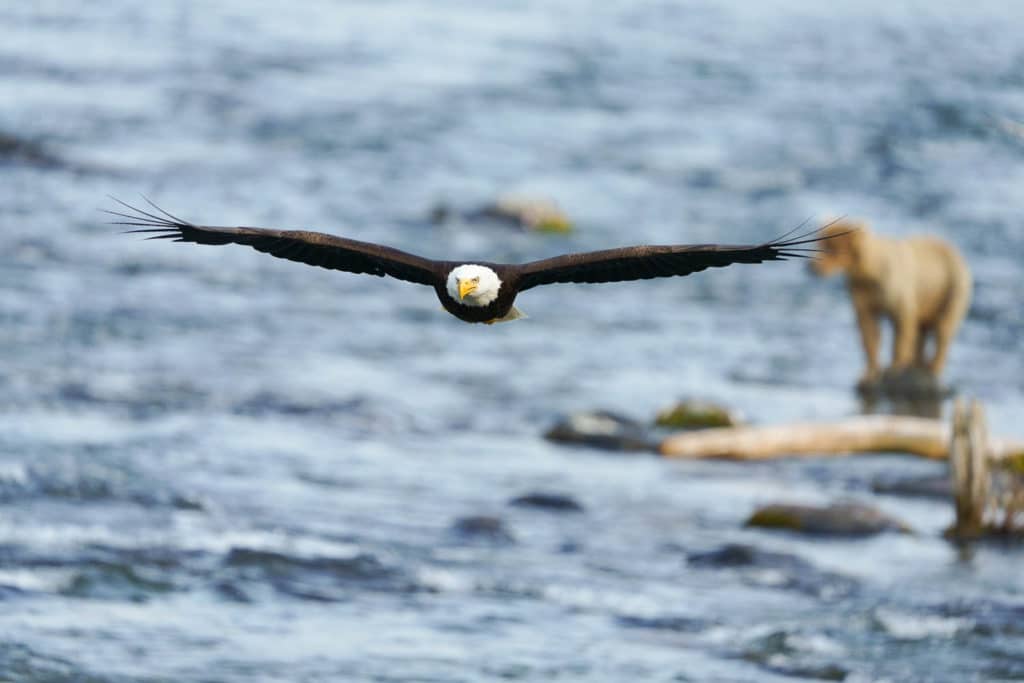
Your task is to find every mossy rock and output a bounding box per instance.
[530,214,573,234]
[491,195,572,232]
[431,196,574,234]
[746,507,806,532]
[746,502,912,537]
[654,399,741,430]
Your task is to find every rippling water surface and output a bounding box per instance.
[3,2,1024,681]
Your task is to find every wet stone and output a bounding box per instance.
[872,474,951,499]
[686,544,858,599]
[171,493,206,511]
[0,643,105,683]
[544,410,656,452]
[509,492,585,513]
[0,131,66,169]
[741,630,849,682]
[943,599,1024,637]
[59,561,176,602]
[687,543,769,568]
[223,547,391,580]
[450,515,516,544]
[615,614,705,632]
[858,366,953,401]
[220,547,416,602]
[232,391,367,418]
[746,502,912,537]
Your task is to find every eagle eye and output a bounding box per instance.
[472,276,480,283]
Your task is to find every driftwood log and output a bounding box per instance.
[659,414,1024,461]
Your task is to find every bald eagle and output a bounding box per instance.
[111,199,830,324]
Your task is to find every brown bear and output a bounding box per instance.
[811,219,972,388]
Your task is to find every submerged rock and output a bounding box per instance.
[544,410,656,452]
[615,614,706,632]
[59,561,175,602]
[450,515,516,544]
[872,473,951,499]
[686,543,858,598]
[654,399,742,429]
[0,130,107,173]
[746,502,912,536]
[687,543,772,568]
[741,630,849,682]
[220,547,415,602]
[509,492,585,513]
[0,643,100,683]
[0,131,65,168]
[223,547,391,579]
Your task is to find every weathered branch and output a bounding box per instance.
[658,415,1024,461]
[948,399,990,538]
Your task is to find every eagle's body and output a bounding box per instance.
[110,199,833,324]
[439,263,523,323]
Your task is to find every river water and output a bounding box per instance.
[2,2,1023,681]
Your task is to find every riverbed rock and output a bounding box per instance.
[654,399,742,429]
[746,502,912,536]
[741,630,849,682]
[544,410,656,452]
[0,131,65,168]
[872,474,951,499]
[449,515,515,544]
[686,543,859,598]
[687,543,777,568]
[509,492,584,513]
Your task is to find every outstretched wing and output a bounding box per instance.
[513,228,831,291]
[110,198,439,286]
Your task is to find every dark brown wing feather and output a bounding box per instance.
[513,230,827,291]
[109,198,439,286]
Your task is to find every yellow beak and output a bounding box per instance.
[458,280,477,300]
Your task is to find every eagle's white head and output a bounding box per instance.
[446,264,501,307]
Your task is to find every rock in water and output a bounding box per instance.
[0,131,65,168]
[686,543,765,568]
[686,543,859,599]
[872,474,951,499]
[450,515,515,544]
[485,195,573,233]
[654,399,742,429]
[544,410,656,452]
[430,194,574,233]
[746,502,912,536]
[509,492,585,513]
[858,366,952,401]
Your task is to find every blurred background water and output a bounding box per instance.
[2,1,1023,681]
